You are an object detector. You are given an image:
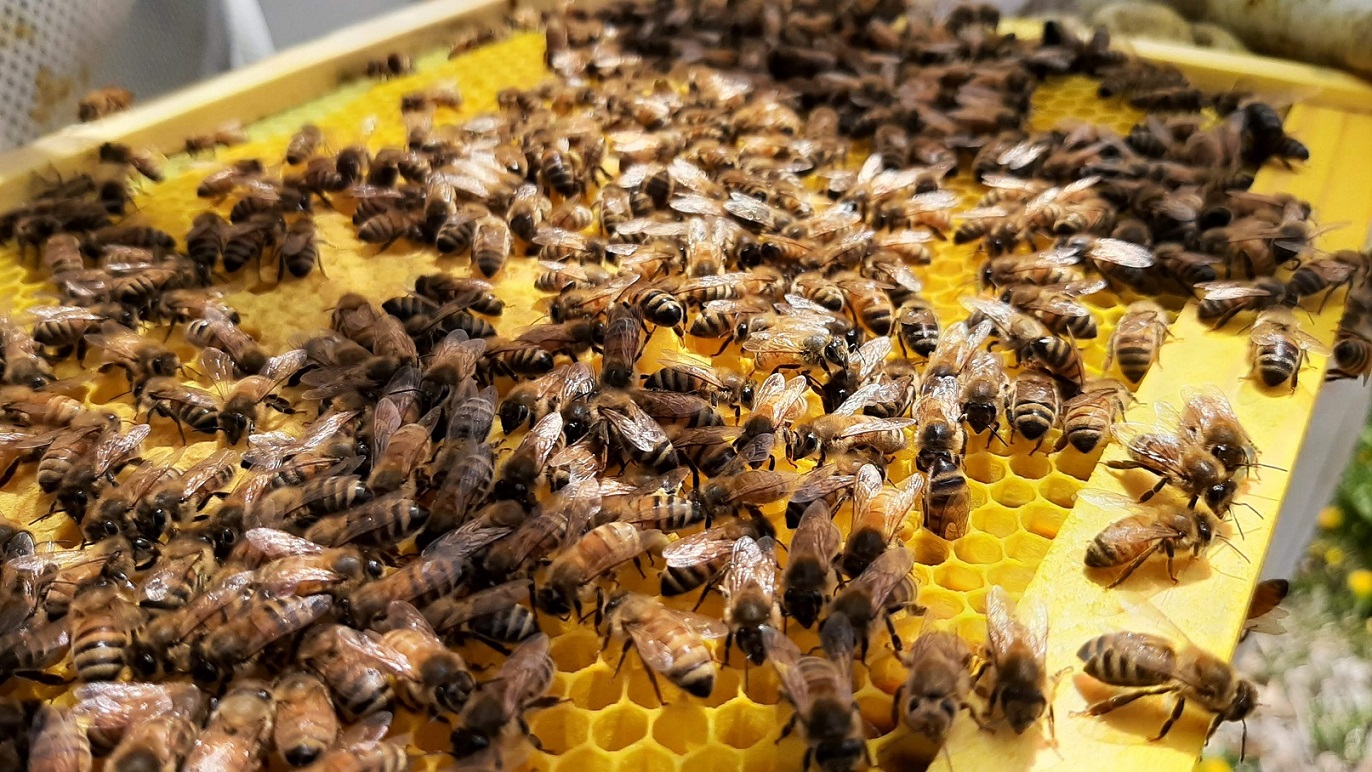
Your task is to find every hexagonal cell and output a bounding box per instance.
[865,651,906,695]
[917,585,967,622]
[933,560,984,592]
[591,703,649,752]
[742,663,783,705]
[910,531,951,566]
[653,702,711,755]
[713,700,773,749]
[551,631,602,673]
[567,665,623,710]
[990,477,1036,508]
[1005,530,1051,563]
[1039,473,1082,508]
[528,704,592,755]
[1054,445,1103,481]
[553,745,609,771]
[1022,501,1069,539]
[683,745,742,772]
[970,505,1019,538]
[952,614,988,646]
[987,562,1036,595]
[954,532,1004,565]
[858,692,898,736]
[965,453,1007,484]
[613,745,677,772]
[1008,453,1052,480]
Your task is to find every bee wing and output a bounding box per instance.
[426,580,530,631]
[851,337,892,382]
[241,527,325,559]
[985,585,1025,661]
[668,158,716,193]
[263,348,308,384]
[798,208,862,238]
[856,152,883,184]
[519,410,565,469]
[498,634,553,713]
[1195,281,1272,300]
[372,399,403,459]
[335,626,422,681]
[836,417,915,439]
[997,140,1049,170]
[298,410,359,454]
[884,474,926,535]
[665,606,729,640]
[601,400,671,455]
[851,545,914,604]
[24,305,105,322]
[773,375,811,423]
[724,192,783,225]
[653,351,726,389]
[339,711,393,747]
[661,527,738,568]
[1085,238,1154,268]
[723,535,776,601]
[1244,579,1290,637]
[792,502,842,560]
[1075,488,1145,513]
[73,682,175,723]
[852,463,882,520]
[556,477,603,549]
[177,449,238,499]
[834,380,893,416]
[376,600,440,638]
[94,423,150,476]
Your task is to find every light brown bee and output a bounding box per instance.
[1248,306,1329,390]
[763,626,869,772]
[449,633,557,766]
[184,122,248,155]
[366,401,432,495]
[895,630,974,753]
[347,523,509,628]
[365,52,414,78]
[107,713,200,772]
[297,623,419,720]
[184,308,268,375]
[718,534,781,665]
[79,86,133,121]
[273,671,340,767]
[372,600,474,712]
[1001,279,1104,340]
[1196,277,1285,328]
[1164,384,1258,476]
[29,704,92,771]
[958,349,1008,437]
[1285,249,1368,306]
[203,347,304,444]
[823,544,918,658]
[1077,630,1257,749]
[979,585,1054,736]
[469,214,513,278]
[423,579,541,645]
[836,273,897,336]
[538,513,667,617]
[98,141,164,182]
[69,577,143,682]
[603,591,727,700]
[181,679,275,770]
[138,377,221,441]
[1010,369,1061,449]
[1080,490,1220,587]
[1057,378,1131,453]
[0,385,83,427]
[284,124,324,165]
[193,592,333,684]
[1106,300,1170,384]
[839,465,924,582]
[304,493,428,549]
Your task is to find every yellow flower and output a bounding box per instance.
[1349,569,1372,599]
[1195,758,1232,772]
[1326,546,1346,567]
[1318,506,1344,530]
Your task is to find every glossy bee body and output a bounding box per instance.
[1106,425,1234,515]
[449,634,556,766]
[1077,630,1256,746]
[840,465,923,579]
[823,545,917,659]
[898,297,941,358]
[1107,301,1170,384]
[69,577,143,682]
[1058,378,1131,453]
[895,630,974,751]
[1080,490,1218,587]
[1248,307,1328,390]
[1010,369,1061,448]
[539,519,667,617]
[1196,277,1285,328]
[180,679,275,769]
[764,627,868,772]
[604,592,727,699]
[782,501,842,630]
[273,671,338,767]
[979,585,1052,736]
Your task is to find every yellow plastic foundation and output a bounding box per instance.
[1,7,1370,771]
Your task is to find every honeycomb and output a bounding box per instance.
[0,25,1350,772]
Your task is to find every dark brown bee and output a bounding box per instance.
[1249,307,1328,390]
[278,216,321,278]
[286,124,324,165]
[185,307,269,375]
[1106,301,1170,384]
[69,577,143,682]
[139,377,221,441]
[470,214,513,278]
[186,212,229,272]
[98,142,164,182]
[1196,277,1285,328]
[1058,378,1131,453]
[366,53,414,78]
[86,322,180,388]
[1010,369,1061,449]
[222,215,283,273]
[599,301,643,389]
[183,122,248,155]
[448,634,556,766]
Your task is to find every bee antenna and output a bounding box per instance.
[1216,535,1250,563]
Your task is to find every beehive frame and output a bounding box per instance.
[1,2,1371,771]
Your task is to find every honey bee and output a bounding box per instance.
[1057,378,1131,453]
[603,591,727,700]
[964,297,1085,385]
[367,403,432,495]
[715,534,780,665]
[29,705,91,770]
[296,623,419,720]
[1248,307,1329,390]
[895,629,974,754]
[1106,425,1234,515]
[277,216,321,278]
[137,377,220,441]
[203,347,303,444]
[192,592,333,684]
[1079,490,1221,587]
[841,465,924,579]
[741,317,849,373]
[1328,328,1372,382]
[366,53,414,78]
[83,456,180,547]
[494,410,565,504]
[1001,279,1104,340]
[180,679,275,769]
[69,576,143,682]
[763,626,869,772]
[185,308,268,375]
[1285,249,1368,307]
[923,319,991,385]
[1106,300,1170,384]
[538,514,667,617]
[304,493,428,549]
[1077,629,1256,749]
[448,633,557,765]
[424,579,541,647]
[978,585,1055,736]
[54,421,150,520]
[824,545,918,659]
[273,671,337,767]
[897,297,941,358]
[781,501,842,630]
[914,376,965,469]
[347,522,509,628]
[959,350,1008,437]
[98,141,164,182]
[1165,385,1257,476]
[1195,277,1285,328]
[184,122,248,155]
[79,86,134,121]
[549,272,639,323]
[1010,368,1061,450]
[0,384,83,427]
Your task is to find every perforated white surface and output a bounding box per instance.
[0,0,134,149]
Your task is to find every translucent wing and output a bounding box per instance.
[1196,281,1273,301]
[723,536,776,602]
[850,546,914,606]
[791,502,842,561]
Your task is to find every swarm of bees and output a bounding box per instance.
[0,0,1322,768]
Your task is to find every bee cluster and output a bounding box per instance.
[0,0,1339,769]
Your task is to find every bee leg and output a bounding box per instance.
[723,629,734,667]
[1082,684,1172,716]
[883,612,903,651]
[1149,694,1187,741]
[712,338,732,357]
[1105,542,1160,589]
[776,712,800,744]
[892,683,905,728]
[1137,476,1167,502]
